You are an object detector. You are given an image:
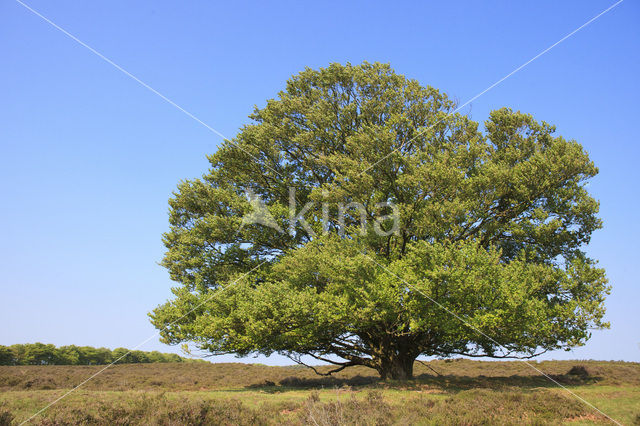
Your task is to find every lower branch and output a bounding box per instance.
[417,360,441,376]
[286,352,362,376]
[434,348,549,359]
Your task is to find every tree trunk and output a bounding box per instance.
[377,354,415,380]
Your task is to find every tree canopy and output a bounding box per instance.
[150,62,609,380]
[0,343,199,366]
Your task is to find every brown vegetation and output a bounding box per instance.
[1,359,637,392]
[0,359,638,425]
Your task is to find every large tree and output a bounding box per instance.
[150,62,609,380]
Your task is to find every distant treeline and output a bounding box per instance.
[0,343,205,366]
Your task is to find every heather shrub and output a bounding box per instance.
[298,391,392,426]
[33,394,268,425]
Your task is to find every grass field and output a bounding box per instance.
[0,359,638,425]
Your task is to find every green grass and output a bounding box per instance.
[0,359,638,425]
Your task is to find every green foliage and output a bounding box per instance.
[150,62,609,379]
[0,344,199,366]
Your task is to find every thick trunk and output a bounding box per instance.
[377,354,415,380]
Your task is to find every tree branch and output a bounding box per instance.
[285,353,361,376]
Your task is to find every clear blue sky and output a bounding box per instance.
[1,0,638,364]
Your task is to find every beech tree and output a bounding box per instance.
[150,62,609,380]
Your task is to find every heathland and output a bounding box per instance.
[0,359,638,425]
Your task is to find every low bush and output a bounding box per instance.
[34,394,269,425]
